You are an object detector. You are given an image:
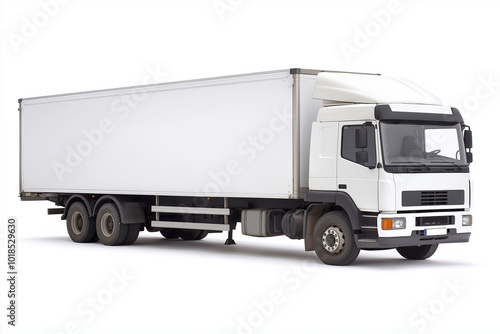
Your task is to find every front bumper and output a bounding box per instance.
[356,210,472,249]
[357,229,471,249]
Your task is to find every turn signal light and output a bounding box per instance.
[381,218,406,230]
[381,219,392,230]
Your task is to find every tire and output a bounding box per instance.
[313,211,360,266]
[160,228,180,239]
[66,202,97,243]
[160,229,208,240]
[180,230,208,241]
[397,244,439,260]
[96,203,129,246]
[121,223,141,245]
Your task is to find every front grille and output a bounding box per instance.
[421,191,448,206]
[402,190,464,207]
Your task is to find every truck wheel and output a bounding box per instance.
[66,202,97,243]
[313,211,360,266]
[397,244,438,260]
[121,223,141,245]
[160,228,180,239]
[180,230,208,241]
[96,203,129,246]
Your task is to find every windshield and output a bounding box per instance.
[380,122,467,167]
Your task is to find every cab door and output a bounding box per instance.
[336,122,379,212]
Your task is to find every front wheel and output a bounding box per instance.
[313,211,360,266]
[397,244,439,260]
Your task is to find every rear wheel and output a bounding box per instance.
[313,211,360,266]
[160,229,208,240]
[96,203,129,246]
[160,228,180,239]
[66,202,97,243]
[122,223,141,245]
[180,230,208,240]
[397,244,439,260]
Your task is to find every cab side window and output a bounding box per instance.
[341,124,377,169]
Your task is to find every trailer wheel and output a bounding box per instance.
[66,202,97,243]
[96,203,129,246]
[160,228,180,239]
[121,223,141,245]
[313,211,360,266]
[396,244,438,260]
[180,230,208,241]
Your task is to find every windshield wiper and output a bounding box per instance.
[430,159,465,171]
[390,162,431,171]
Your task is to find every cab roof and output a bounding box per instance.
[313,72,442,106]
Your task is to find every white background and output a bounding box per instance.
[1,0,499,333]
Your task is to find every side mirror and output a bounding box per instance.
[356,151,369,164]
[355,128,368,148]
[464,130,473,149]
[466,152,473,163]
[463,127,473,163]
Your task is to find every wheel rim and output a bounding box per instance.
[101,213,115,237]
[71,211,84,234]
[322,226,345,253]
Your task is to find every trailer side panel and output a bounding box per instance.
[21,70,319,199]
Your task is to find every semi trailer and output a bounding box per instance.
[19,68,473,265]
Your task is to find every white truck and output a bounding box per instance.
[19,69,473,265]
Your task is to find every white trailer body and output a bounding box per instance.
[20,70,321,199]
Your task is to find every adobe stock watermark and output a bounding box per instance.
[213,0,244,21]
[51,64,170,182]
[339,0,403,63]
[398,278,467,334]
[191,106,292,197]
[6,0,71,54]
[50,267,134,334]
[227,258,319,334]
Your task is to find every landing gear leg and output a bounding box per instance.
[225,229,236,245]
[223,197,236,245]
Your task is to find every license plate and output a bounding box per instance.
[425,228,447,236]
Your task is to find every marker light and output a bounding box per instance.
[462,215,472,226]
[381,218,406,230]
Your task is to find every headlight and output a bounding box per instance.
[462,215,472,226]
[381,218,406,230]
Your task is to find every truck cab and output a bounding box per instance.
[306,72,472,264]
